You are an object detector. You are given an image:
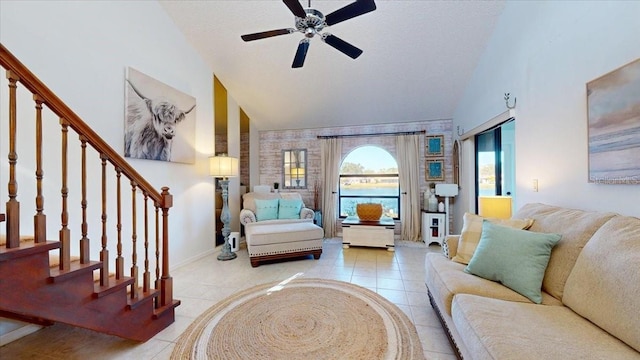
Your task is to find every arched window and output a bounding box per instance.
[339,146,400,219]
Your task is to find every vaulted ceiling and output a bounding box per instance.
[159,1,505,131]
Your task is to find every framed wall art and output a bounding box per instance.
[124,67,196,164]
[587,58,640,184]
[426,158,444,181]
[425,135,444,157]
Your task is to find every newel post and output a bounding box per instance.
[159,187,173,307]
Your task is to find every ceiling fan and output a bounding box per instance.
[241,0,377,68]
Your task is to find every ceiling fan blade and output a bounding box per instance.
[241,28,294,42]
[283,0,307,18]
[322,34,363,59]
[292,39,310,68]
[325,0,376,26]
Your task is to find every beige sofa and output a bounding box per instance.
[240,192,324,267]
[424,203,640,359]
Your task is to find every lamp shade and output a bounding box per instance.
[290,167,305,177]
[209,155,239,178]
[478,196,512,219]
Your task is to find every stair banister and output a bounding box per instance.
[1,42,176,312]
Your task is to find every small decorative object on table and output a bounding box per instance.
[356,203,383,221]
[428,189,438,212]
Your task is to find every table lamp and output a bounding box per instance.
[478,196,512,219]
[210,154,239,261]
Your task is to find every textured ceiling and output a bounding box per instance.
[159,0,505,131]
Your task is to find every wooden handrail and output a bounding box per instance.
[0,43,164,206]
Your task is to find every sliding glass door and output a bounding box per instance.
[475,119,515,204]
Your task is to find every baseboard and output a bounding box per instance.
[0,323,42,346]
[170,247,218,271]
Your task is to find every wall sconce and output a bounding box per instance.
[478,196,512,219]
[209,154,239,261]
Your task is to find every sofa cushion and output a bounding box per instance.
[254,198,279,221]
[563,215,640,353]
[278,198,303,219]
[514,203,617,300]
[452,294,640,360]
[464,221,561,304]
[243,192,280,213]
[424,253,561,316]
[452,212,534,264]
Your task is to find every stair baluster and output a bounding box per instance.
[130,181,139,299]
[59,119,71,271]
[6,71,20,249]
[115,167,124,280]
[34,94,46,243]
[143,193,151,293]
[100,154,110,286]
[79,136,90,263]
[154,204,160,296]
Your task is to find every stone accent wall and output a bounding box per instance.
[258,120,454,212]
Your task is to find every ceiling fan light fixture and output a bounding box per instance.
[304,27,316,38]
[240,0,377,68]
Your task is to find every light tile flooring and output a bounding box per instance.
[0,239,456,359]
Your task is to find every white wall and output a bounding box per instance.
[452,1,640,229]
[0,1,216,268]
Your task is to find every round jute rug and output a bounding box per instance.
[171,278,424,359]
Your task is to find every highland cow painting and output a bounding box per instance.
[125,67,196,163]
[587,58,640,184]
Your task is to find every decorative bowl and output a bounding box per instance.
[356,203,383,221]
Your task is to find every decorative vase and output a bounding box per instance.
[356,203,383,221]
[428,190,438,212]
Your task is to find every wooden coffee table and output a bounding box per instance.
[341,216,395,251]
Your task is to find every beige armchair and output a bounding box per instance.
[240,192,323,267]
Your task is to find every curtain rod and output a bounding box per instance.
[317,130,425,139]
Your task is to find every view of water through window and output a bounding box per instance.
[339,146,400,218]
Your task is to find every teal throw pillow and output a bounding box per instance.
[278,199,303,219]
[254,198,279,221]
[464,220,561,304]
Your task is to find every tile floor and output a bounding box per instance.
[0,239,456,359]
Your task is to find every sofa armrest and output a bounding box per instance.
[240,209,257,225]
[300,207,315,220]
[443,235,460,259]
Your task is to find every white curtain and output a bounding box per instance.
[321,138,342,238]
[396,134,421,241]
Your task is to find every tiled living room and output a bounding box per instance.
[1,1,639,359]
[0,240,456,359]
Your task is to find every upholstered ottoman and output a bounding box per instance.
[244,219,324,267]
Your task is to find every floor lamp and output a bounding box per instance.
[210,155,239,261]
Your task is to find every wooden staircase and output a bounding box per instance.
[0,44,179,342]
